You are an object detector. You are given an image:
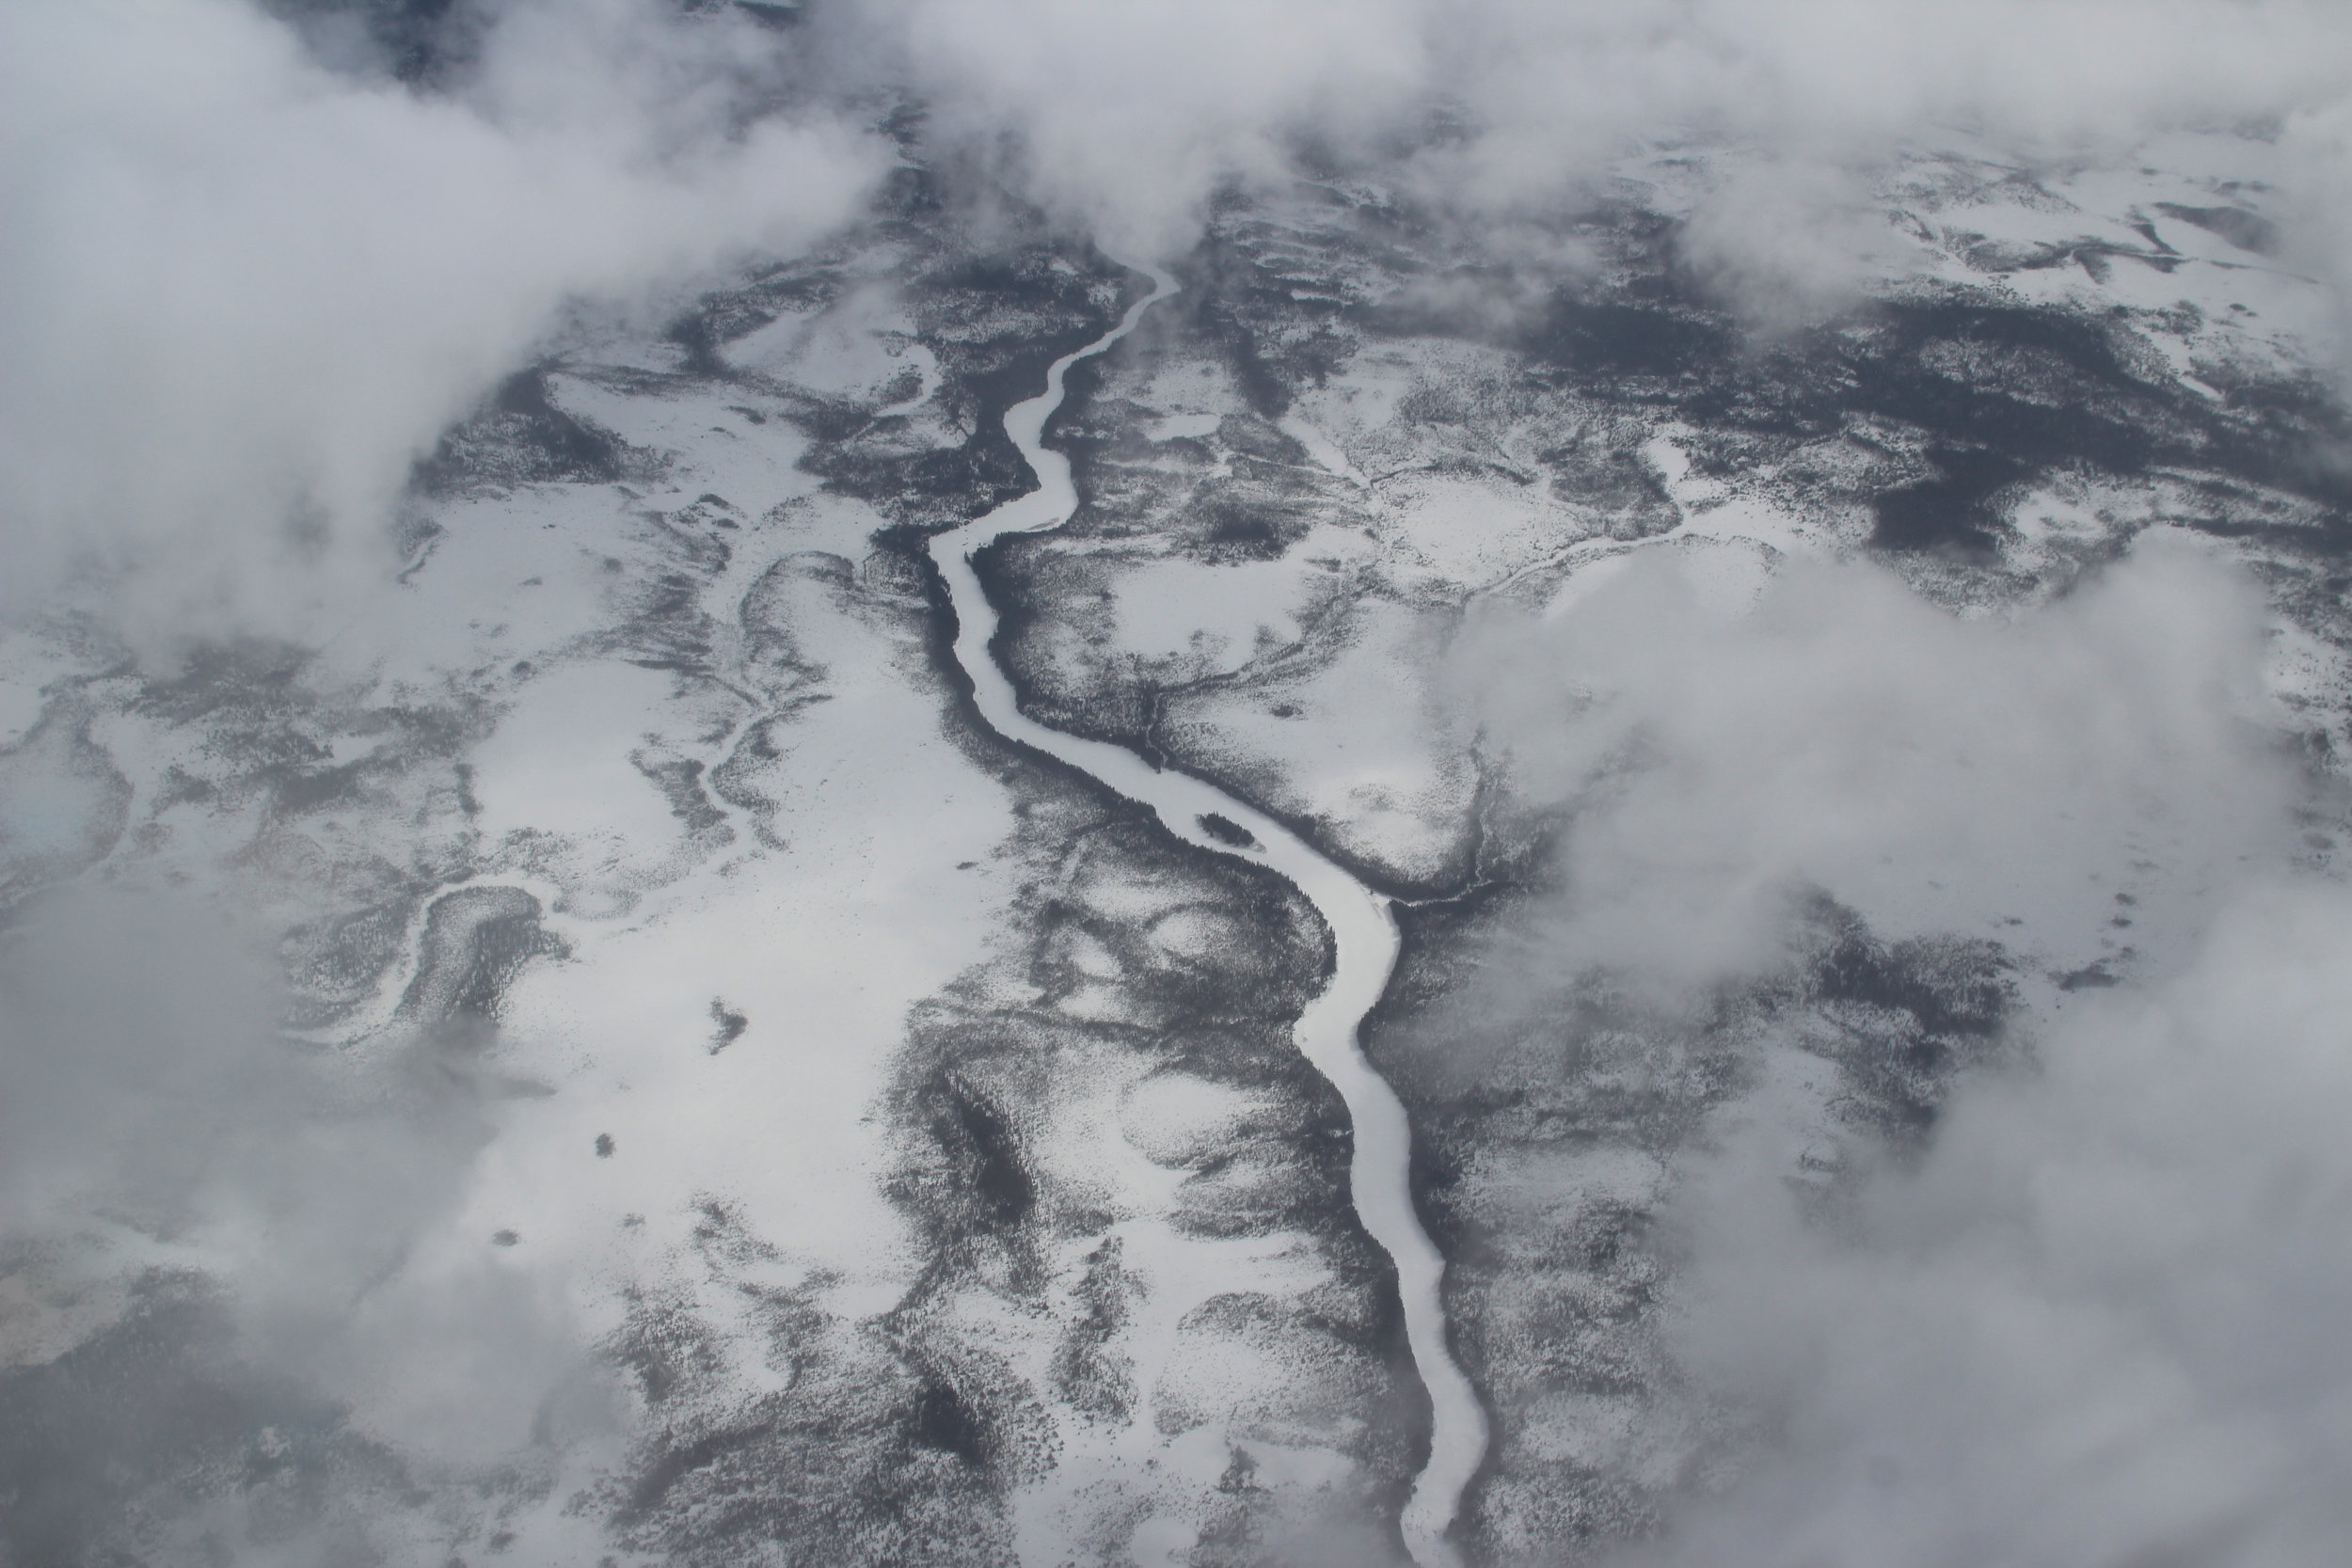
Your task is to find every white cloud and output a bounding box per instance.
[1447,524,2347,1563]
[839,0,2352,325]
[1455,533,2296,990]
[11,0,2350,641]
[1642,877,2352,1567]
[6,6,2351,1557]
[850,0,1425,258]
[0,0,882,636]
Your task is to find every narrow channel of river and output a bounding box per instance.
[928,267,1487,1568]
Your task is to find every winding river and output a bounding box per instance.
[927,268,1488,1568]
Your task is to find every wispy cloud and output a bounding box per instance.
[1454,533,2296,990]
[1637,877,2352,1567]
[0,0,881,635]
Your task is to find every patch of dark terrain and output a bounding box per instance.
[1936,228,2187,283]
[268,0,485,87]
[1049,1234,1142,1426]
[1629,290,2345,564]
[596,1202,1017,1568]
[599,795,1421,1560]
[1506,260,2351,563]
[888,808,1341,1249]
[415,365,664,498]
[2154,200,2280,256]
[133,641,486,830]
[111,639,504,1028]
[1167,225,1347,420]
[1286,186,2350,561]
[277,0,803,95]
[635,752,731,838]
[1361,879,2019,1565]
[281,896,420,1028]
[884,797,1414,1545]
[707,997,749,1053]
[872,520,1238,858]
[1198,811,1259,848]
[919,1072,1038,1231]
[671,172,1149,535]
[269,699,484,828]
[132,636,321,734]
[1518,289,1738,391]
[810,249,1138,531]
[986,546,1487,905]
[0,700,133,909]
[1800,895,2017,1134]
[982,522,1488,902]
[0,1266,429,1567]
[1839,303,2321,550]
[393,884,566,1049]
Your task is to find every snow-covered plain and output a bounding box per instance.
[3,126,2350,1568]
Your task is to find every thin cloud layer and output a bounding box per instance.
[10,0,2352,637]
[1456,534,2296,990]
[841,0,1426,258]
[0,0,881,634]
[0,884,580,1488]
[3,5,2349,1563]
[1451,532,2346,1564]
[855,0,2352,321]
[1641,879,2352,1568]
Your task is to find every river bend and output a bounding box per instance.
[927,266,1487,1568]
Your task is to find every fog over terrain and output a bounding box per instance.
[1,0,882,633]
[4,3,2352,1566]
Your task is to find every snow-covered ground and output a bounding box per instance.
[3,128,2348,1568]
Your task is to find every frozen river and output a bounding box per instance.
[928,265,1487,1568]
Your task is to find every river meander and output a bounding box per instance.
[927,265,1487,1568]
